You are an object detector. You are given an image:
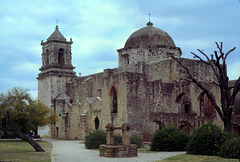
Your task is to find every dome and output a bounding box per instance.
[124,21,175,49]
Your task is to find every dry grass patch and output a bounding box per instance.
[0,139,52,162]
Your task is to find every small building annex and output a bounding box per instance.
[37,21,240,140]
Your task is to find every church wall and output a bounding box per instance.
[65,70,129,139]
[39,76,71,105]
[118,46,181,67]
[67,103,82,139]
[125,73,147,137]
[126,78,184,141]
[124,59,223,141]
[38,75,74,138]
[146,58,215,83]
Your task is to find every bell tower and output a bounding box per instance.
[37,25,76,110]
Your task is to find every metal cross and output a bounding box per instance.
[148,12,151,21]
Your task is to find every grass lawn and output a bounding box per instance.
[0,139,52,162]
[160,154,239,162]
[138,146,156,153]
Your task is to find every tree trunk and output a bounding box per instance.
[0,125,10,138]
[223,111,232,133]
[7,111,45,152]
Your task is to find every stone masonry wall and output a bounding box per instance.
[125,58,222,141]
[118,46,181,67]
[64,69,129,138]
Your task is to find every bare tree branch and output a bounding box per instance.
[197,49,211,62]
[191,52,204,62]
[191,49,221,83]
[174,42,239,133]
[212,81,220,87]
[172,57,224,120]
[225,47,236,61]
[216,42,225,60]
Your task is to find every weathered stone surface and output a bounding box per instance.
[99,144,138,158]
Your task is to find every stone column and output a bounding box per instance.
[121,123,130,145]
[105,123,114,145]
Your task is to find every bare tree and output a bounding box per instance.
[173,42,239,133]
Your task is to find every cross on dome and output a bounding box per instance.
[148,12,151,22]
[147,12,153,26]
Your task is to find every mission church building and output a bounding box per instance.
[38,21,240,141]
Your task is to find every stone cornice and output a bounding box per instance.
[39,64,75,71]
[37,69,76,80]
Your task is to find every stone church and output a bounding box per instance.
[38,21,240,140]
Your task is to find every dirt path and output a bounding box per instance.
[46,139,185,162]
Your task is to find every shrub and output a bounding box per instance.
[130,135,143,148]
[85,130,106,149]
[114,134,122,144]
[219,137,240,159]
[150,125,189,151]
[186,123,232,155]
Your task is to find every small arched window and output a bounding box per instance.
[95,116,100,130]
[110,86,118,113]
[184,102,191,113]
[58,48,64,65]
[180,101,191,114]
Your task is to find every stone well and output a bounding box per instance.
[99,123,138,158]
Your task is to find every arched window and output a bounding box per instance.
[110,86,118,113]
[184,102,191,113]
[46,49,49,65]
[95,116,100,130]
[56,127,59,138]
[58,48,64,65]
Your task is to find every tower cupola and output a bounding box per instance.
[47,25,66,42]
[38,25,75,79]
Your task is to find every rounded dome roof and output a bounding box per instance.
[124,21,175,49]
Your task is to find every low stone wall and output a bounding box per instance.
[99,144,138,158]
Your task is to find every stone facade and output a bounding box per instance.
[38,22,240,140]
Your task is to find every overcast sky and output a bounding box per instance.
[0,0,240,99]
